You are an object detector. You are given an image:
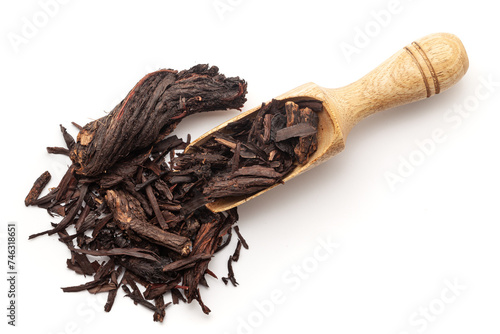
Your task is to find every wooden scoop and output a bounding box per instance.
[187,33,469,212]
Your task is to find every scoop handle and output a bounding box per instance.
[327,33,469,136]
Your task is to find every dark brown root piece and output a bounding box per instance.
[221,255,238,286]
[222,226,248,286]
[234,226,249,250]
[70,64,247,177]
[27,64,249,323]
[105,189,192,256]
[27,66,322,324]
[190,99,321,201]
[25,171,51,206]
[294,107,319,164]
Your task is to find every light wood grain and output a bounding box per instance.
[187,33,469,212]
[328,33,469,136]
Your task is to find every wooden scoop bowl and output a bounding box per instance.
[187,33,469,212]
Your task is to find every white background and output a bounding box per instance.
[1,0,499,333]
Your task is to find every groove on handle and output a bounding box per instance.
[327,33,469,136]
[404,41,440,97]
